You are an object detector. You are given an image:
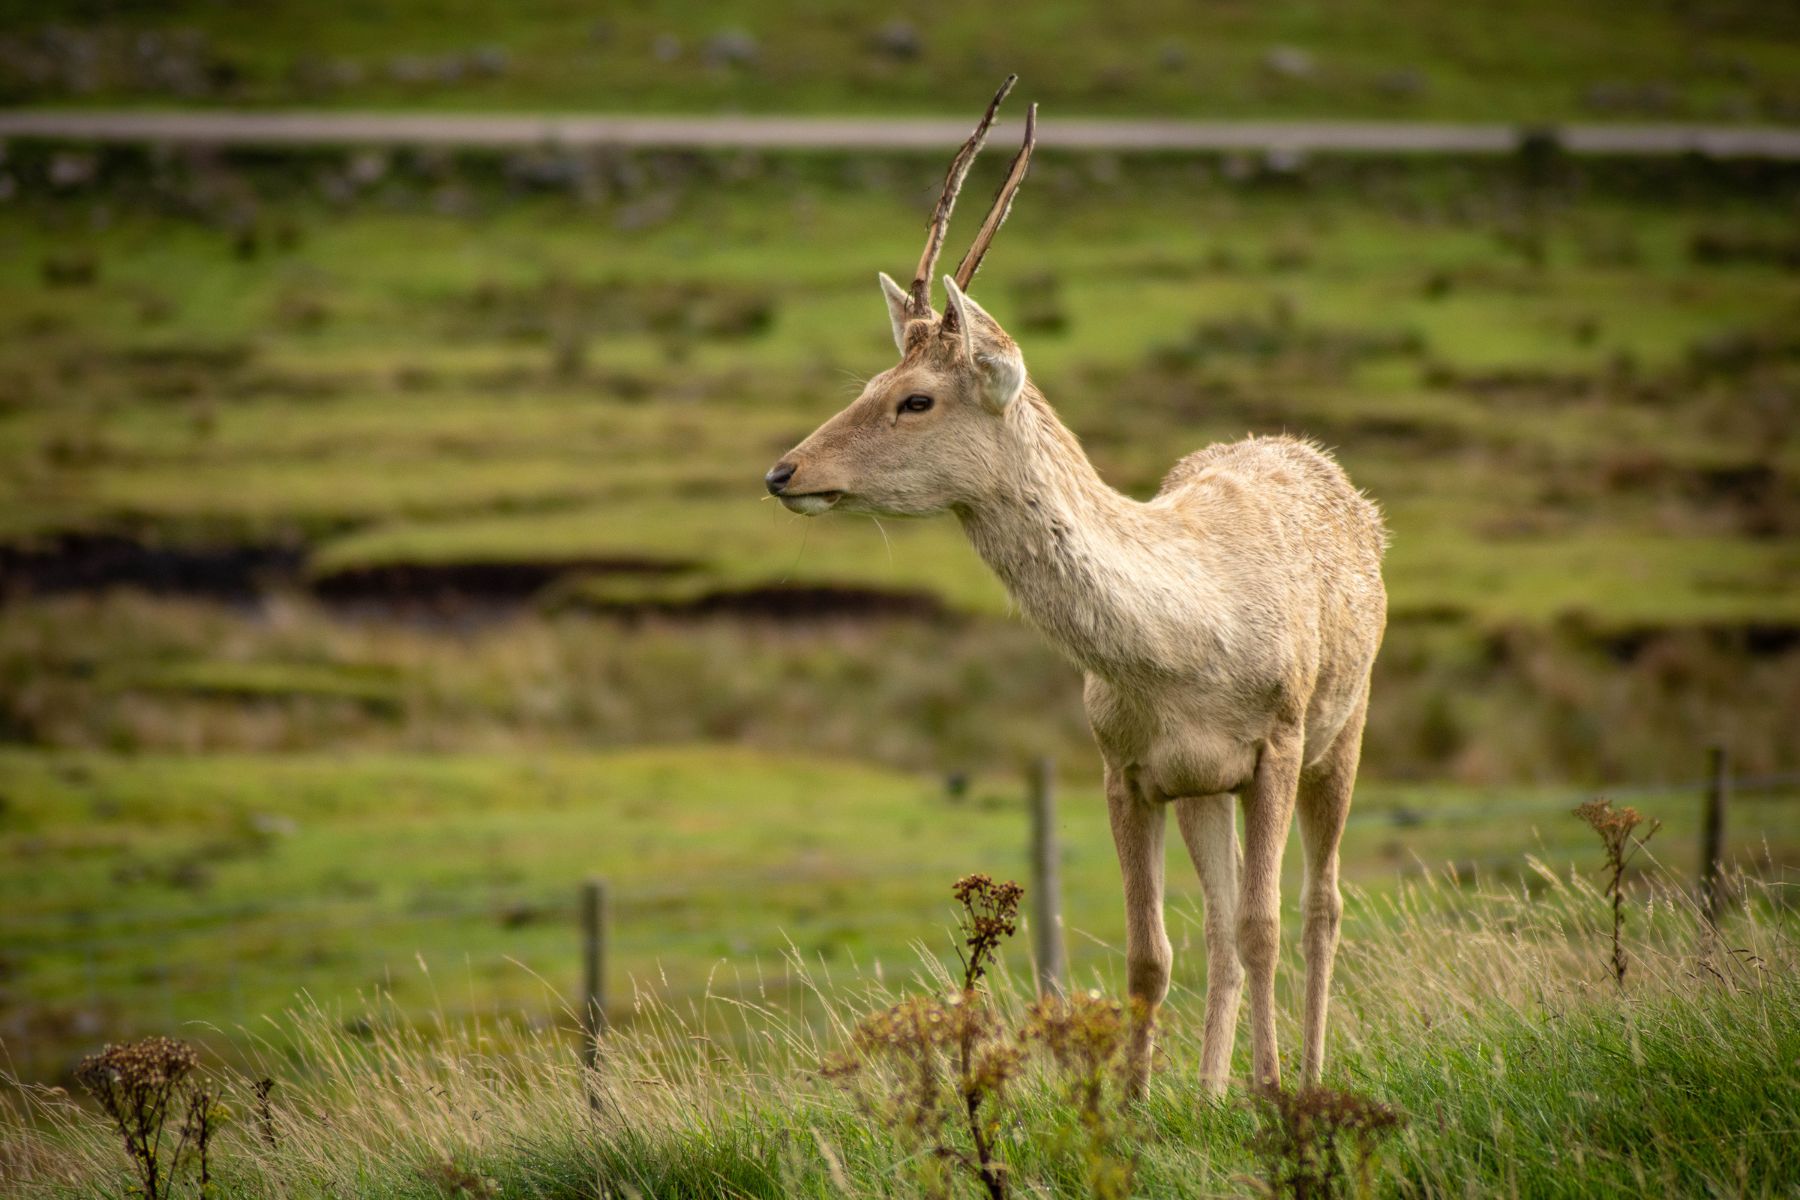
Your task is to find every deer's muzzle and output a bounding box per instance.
[765,459,841,515]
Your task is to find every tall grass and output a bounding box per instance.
[5,858,1795,1198]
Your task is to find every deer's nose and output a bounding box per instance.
[764,461,796,495]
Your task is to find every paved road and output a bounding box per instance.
[4,110,1800,158]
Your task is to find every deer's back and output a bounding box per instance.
[1158,434,1387,584]
[1148,434,1387,764]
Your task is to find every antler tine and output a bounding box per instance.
[951,102,1037,295]
[908,75,1017,317]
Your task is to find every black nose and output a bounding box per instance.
[764,461,796,495]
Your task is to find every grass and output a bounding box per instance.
[3,15,1797,1194]
[2,156,1795,624]
[5,842,1796,1197]
[5,0,1800,124]
[3,744,1797,1088]
[0,106,1795,1196]
[1,150,1795,791]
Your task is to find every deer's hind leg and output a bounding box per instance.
[1296,693,1368,1086]
[1240,728,1302,1091]
[1174,793,1244,1097]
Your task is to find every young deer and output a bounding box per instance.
[764,78,1387,1096]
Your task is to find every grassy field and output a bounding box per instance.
[5,822,1797,1198]
[5,0,1800,124]
[1,66,1798,1195]
[3,156,1795,618]
[3,743,1797,1087]
[0,147,1796,787]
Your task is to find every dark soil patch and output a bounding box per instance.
[1421,362,1597,402]
[2,534,942,622]
[446,276,774,344]
[1306,412,1467,454]
[0,533,711,618]
[1688,229,1800,270]
[0,532,302,601]
[1597,455,1798,536]
[1584,620,1800,664]
[1478,615,1800,668]
[310,557,698,610]
[567,583,946,622]
[1147,314,1426,377]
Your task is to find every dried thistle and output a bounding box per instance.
[1247,1084,1405,1200]
[177,1084,218,1196]
[1573,797,1661,988]
[252,1077,278,1149]
[822,875,1027,1199]
[422,1159,500,1198]
[1022,991,1128,1118]
[74,1037,215,1200]
[823,991,1021,1199]
[1021,990,1141,1199]
[953,874,1025,992]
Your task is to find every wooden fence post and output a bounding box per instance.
[1028,758,1067,998]
[1701,746,1728,928]
[581,878,609,1069]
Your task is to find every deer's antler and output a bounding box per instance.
[950,102,1037,297]
[907,75,1017,318]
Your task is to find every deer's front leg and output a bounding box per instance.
[1240,731,1301,1091]
[1106,764,1170,1100]
[1175,792,1244,1097]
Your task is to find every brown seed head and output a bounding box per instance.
[75,1037,200,1098]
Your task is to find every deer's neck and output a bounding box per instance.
[956,391,1191,678]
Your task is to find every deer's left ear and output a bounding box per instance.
[877,272,912,355]
[942,275,1023,413]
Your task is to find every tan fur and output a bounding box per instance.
[765,97,1386,1097]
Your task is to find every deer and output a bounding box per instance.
[763,77,1387,1098]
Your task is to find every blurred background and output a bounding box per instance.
[1,1,1797,1085]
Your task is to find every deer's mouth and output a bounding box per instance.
[779,490,843,515]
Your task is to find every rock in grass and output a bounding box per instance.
[702,29,759,69]
[868,19,923,61]
[1262,45,1315,80]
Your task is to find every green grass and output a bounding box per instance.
[4,745,1797,1087]
[5,0,1800,124]
[2,160,1795,627]
[102,659,408,710]
[0,154,1796,809]
[2,19,1797,1195]
[6,839,1796,1198]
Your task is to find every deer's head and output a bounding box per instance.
[766,79,1037,518]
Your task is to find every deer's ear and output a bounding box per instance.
[943,275,1023,413]
[973,345,1024,413]
[877,272,912,355]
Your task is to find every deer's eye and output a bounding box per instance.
[898,394,934,415]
